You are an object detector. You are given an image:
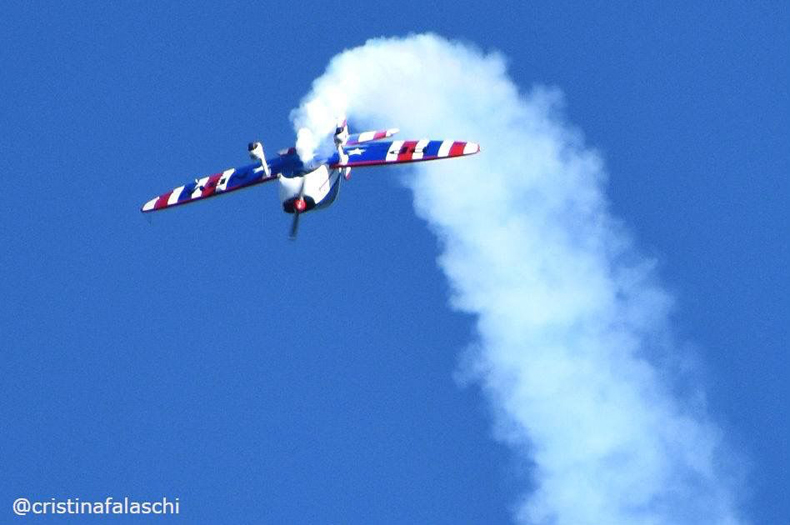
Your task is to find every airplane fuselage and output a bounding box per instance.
[278,164,342,214]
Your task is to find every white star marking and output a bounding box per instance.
[347,148,364,156]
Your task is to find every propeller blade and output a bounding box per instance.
[288,177,307,241]
[289,212,300,240]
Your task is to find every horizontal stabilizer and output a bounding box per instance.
[345,128,399,145]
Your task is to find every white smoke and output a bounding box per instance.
[295,127,317,163]
[291,34,746,525]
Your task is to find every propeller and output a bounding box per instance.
[289,177,307,241]
[289,211,301,240]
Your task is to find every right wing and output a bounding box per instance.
[333,139,480,169]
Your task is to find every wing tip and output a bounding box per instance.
[463,142,481,155]
[141,197,159,213]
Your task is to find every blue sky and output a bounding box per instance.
[1,2,787,524]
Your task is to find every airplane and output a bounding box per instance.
[140,120,480,238]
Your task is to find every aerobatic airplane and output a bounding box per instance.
[140,121,480,238]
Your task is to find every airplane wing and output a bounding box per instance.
[333,139,480,168]
[140,161,278,213]
[345,128,399,145]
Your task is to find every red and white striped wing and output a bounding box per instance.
[334,139,480,168]
[140,163,277,213]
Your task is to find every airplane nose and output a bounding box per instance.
[294,198,306,212]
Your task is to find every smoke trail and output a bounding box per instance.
[292,34,746,525]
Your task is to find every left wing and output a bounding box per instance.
[140,162,277,213]
[334,139,480,168]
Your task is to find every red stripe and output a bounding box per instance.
[154,192,171,210]
[398,140,419,162]
[449,141,466,157]
[200,173,223,198]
